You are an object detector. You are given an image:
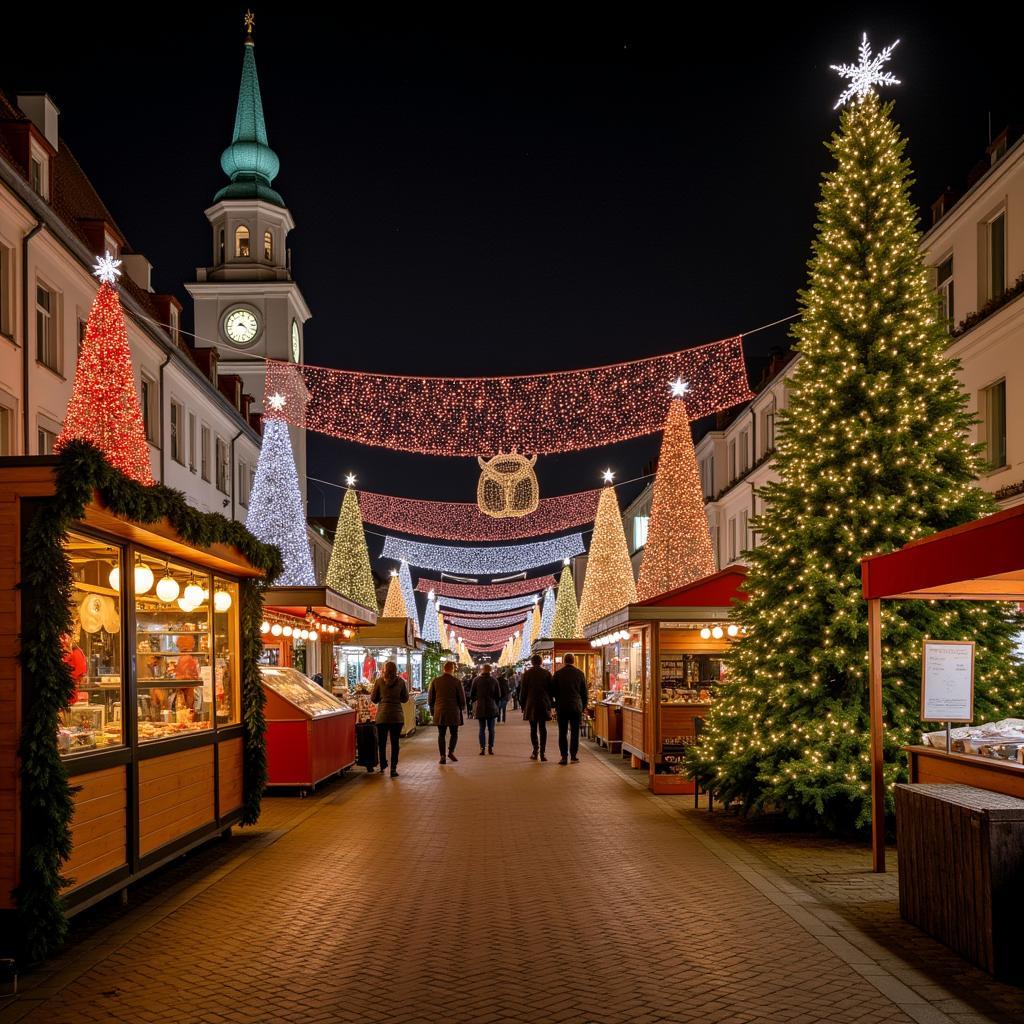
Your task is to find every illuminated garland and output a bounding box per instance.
[382,534,584,574]
[359,489,599,541]
[437,594,541,613]
[445,612,529,629]
[460,624,522,650]
[263,336,752,455]
[415,575,556,599]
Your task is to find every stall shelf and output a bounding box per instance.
[260,667,355,790]
[584,567,748,794]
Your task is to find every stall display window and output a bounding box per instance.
[59,532,124,756]
[213,578,240,725]
[135,553,213,742]
[660,654,724,703]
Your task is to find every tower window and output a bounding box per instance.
[218,228,225,265]
[264,231,273,262]
[235,225,250,258]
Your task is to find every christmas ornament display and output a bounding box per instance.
[54,254,155,484]
[578,486,636,629]
[263,335,751,455]
[382,534,584,574]
[476,451,540,518]
[326,487,379,614]
[551,563,580,639]
[636,392,716,599]
[415,575,556,599]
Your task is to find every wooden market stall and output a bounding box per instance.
[584,567,748,794]
[861,502,1024,873]
[1,451,278,958]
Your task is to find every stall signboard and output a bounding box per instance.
[921,640,975,722]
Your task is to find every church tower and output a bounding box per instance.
[187,11,311,503]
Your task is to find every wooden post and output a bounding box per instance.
[868,598,885,873]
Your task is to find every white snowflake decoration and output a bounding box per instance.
[92,251,123,285]
[266,392,287,412]
[831,33,900,110]
[669,377,690,398]
[345,473,357,487]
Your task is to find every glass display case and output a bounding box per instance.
[260,666,346,717]
[606,628,647,705]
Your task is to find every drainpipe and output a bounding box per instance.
[156,351,171,482]
[229,427,243,521]
[21,220,44,454]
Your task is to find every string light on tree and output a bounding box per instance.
[421,590,441,643]
[382,534,584,574]
[325,484,379,614]
[263,336,752,455]
[398,560,419,636]
[381,571,408,618]
[551,563,580,639]
[539,585,556,639]
[415,575,556,599]
[578,479,637,629]
[54,253,155,485]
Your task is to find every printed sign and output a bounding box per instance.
[921,640,975,722]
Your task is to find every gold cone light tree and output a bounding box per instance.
[637,389,716,600]
[326,486,379,614]
[551,563,580,639]
[382,573,408,618]
[578,482,637,629]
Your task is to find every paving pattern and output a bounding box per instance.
[1,720,976,1024]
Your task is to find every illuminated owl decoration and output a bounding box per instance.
[477,451,540,518]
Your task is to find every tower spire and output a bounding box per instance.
[215,10,284,207]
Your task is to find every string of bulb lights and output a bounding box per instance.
[382,534,585,574]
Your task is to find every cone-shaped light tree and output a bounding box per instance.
[399,561,419,636]
[530,602,542,646]
[520,613,534,662]
[578,482,637,629]
[326,486,379,613]
[246,413,315,585]
[551,563,580,639]
[382,572,408,618]
[539,585,556,639]
[688,84,1024,833]
[55,254,154,485]
[421,591,441,643]
[637,387,716,599]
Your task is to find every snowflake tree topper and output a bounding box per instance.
[831,33,900,110]
[92,251,123,285]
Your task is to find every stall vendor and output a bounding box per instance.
[61,612,88,704]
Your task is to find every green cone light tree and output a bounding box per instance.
[688,80,1024,832]
[326,486,379,614]
[551,563,580,639]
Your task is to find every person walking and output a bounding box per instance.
[518,653,553,761]
[428,660,466,764]
[469,663,500,755]
[550,652,588,765]
[510,671,520,711]
[371,661,408,777]
[496,670,510,723]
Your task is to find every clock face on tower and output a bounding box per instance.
[222,307,260,346]
[291,319,300,363]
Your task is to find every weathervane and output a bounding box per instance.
[831,33,900,109]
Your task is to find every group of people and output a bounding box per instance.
[426,654,589,765]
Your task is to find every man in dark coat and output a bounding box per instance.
[428,660,467,764]
[518,653,553,761]
[469,663,501,755]
[496,671,510,723]
[550,652,589,765]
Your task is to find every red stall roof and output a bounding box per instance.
[637,566,749,608]
[861,504,1024,601]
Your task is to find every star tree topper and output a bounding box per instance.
[92,251,123,285]
[831,33,900,109]
[266,392,287,412]
[669,377,689,399]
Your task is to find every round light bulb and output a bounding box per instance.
[700,627,712,640]
[108,565,120,591]
[300,629,310,640]
[134,562,154,595]
[271,623,283,636]
[711,626,724,640]
[260,621,270,634]
[282,626,293,637]
[184,582,205,607]
[178,597,197,612]
[214,590,232,612]
[727,624,739,637]
[156,576,180,603]
[309,630,319,642]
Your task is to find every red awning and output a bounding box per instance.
[636,566,749,608]
[861,504,1024,601]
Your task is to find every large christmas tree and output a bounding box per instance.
[551,563,580,639]
[326,486,379,613]
[55,254,154,485]
[689,82,1023,832]
[382,572,408,618]
[578,483,637,628]
[637,387,715,599]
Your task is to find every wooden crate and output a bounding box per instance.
[896,783,1024,982]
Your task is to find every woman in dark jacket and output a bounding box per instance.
[469,663,500,755]
[371,661,409,777]
[428,660,466,764]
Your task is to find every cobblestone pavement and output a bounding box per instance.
[0,721,1004,1024]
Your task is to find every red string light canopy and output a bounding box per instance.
[453,622,527,651]
[263,336,752,456]
[415,576,556,599]
[358,489,600,541]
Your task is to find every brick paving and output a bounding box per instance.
[0,720,1003,1024]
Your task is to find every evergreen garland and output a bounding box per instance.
[16,440,281,962]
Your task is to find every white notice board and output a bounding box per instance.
[920,640,975,723]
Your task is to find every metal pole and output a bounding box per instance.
[868,598,885,873]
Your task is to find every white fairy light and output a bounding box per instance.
[421,590,441,643]
[92,251,123,285]
[446,612,531,629]
[399,560,419,637]
[539,586,556,640]
[437,594,542,613]
[831,33,900,109]
[382,533,585,574]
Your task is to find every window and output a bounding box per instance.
[170,401,184,464]
[739,509,749,555]
[58,532,123,756]
[728,441,736,482]
[235,225,250,258]
[0,404,13,455]
[218,228,225,265]
[30,158,42,195]
[986,212,1006,301]
[213,578,240,725]
[264,231,273,262]
[77,318,87,354]
[215,437,229,493]
[936,255,954,330]
[0,247,11,336]
[36,282,59,372]
[979,379,1007,471]
[700,456,714,499]
[738,430,749,474]
[38,425,56,454]
[141,375,159,444]
[169,307,179,343]
[761,401,776,456]
[201,425,211,481]
[728,517,738,562]
[238,461,250,506]
[632,514,649,552]
[188,413,197,472]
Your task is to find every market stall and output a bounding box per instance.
[260,666,356,789]
[861,501,1024,872]
[584,568,747,794]
[331,616,424,735]
[1,447,279,960]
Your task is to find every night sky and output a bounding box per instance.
[5,7,1023,523]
